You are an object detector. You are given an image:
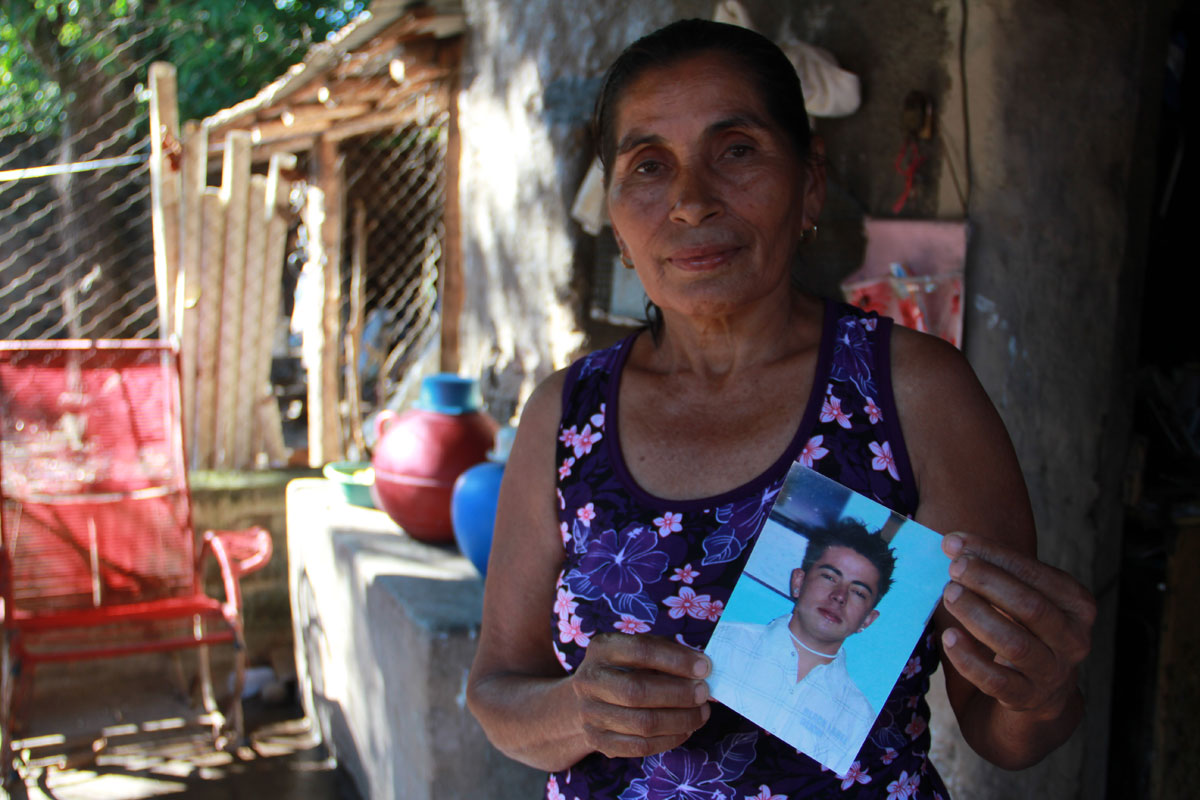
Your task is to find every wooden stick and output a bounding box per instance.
[149,62,181,338]
[215,132,252,468]
[345,201,368,459]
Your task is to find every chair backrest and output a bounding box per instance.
[0,341,196,616]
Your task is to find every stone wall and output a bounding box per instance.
[453,1,1167,796]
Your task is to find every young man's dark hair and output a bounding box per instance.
[801,518,897,604]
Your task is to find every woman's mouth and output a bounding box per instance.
[666,246,740,271]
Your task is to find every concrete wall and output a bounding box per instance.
[454,1,1166,797]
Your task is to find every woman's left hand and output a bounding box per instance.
[938,531,1096,720]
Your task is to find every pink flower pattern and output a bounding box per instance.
[820,394,853,429]
[547,774,566,800]
[557,614,591,647]
[554,587,578,619]
[670,563,699,584]
[663,586,711,620]
[572,424,602,458]
[881,748,898,765]
[576,502,596,526]
[590,403,606,430]
[702,598,725,622]
[864,396,883,424]
[614,614,651,634]
[558,456,576,479]
[746,785,787,800]
[799,435,829,467]
[886,771,913,800]
[905,713,927,740]
[870,440,900,480]
[559,521,571,547]
[559,426,578,448]
[902,655,921,679]
[838,761,871,790]
[654,511,683,537]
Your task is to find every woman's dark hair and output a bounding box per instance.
[593,18,812,186]
[592,19,813,339]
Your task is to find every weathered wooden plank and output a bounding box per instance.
[194,188,226,468]
[234,176,269,468]
[178,120,207,464]
[317,137,345,465]
[344,201,368,458]
[256,153,296,466]
[215,131,253,468]
[149,62,181,338]
[439,38,463,373]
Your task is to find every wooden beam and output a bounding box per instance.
[257,153,295,466]
[439,38,463,374]
[304,137,346,466]
[235,175,269,468]
[178,120,207,464]
[324,94,450,143]
[194,187,225,468]
[215,131,252,468]
[149,62,181,338]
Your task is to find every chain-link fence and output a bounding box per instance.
[341,114,448,411]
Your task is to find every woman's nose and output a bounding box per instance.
[669,163,722,226]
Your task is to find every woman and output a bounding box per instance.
[467,18,1095,799]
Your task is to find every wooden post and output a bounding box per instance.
[256,153,295,466]
[215,131,252,468]
[149,62,181,338]
[306,136,345,467]
[438,39,463,374]
[178,120,207,463]
[235,176,269,468]
[345,201,368,458]
[195,187,225,468]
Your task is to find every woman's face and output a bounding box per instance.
[606,52,824,323]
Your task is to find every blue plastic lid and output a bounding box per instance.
[417,373,484,415]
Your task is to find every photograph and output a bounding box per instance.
[705,464,951,776]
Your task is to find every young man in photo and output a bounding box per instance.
[706,519,897,769]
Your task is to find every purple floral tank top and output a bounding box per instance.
[548,302,950,800]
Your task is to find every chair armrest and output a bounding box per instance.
[197,527,273,616]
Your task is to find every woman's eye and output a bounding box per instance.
[726,143,753,158]
[634,159,663,175]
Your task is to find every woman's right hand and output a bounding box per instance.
[571,633,712,759]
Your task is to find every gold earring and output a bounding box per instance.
[620,252,635,269]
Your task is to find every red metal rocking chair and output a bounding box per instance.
[0,341,272,787]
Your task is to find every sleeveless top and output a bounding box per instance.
[547,301,950,800]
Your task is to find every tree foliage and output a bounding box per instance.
[0,0,368,135]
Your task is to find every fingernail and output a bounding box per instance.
[949,556,967,578]
[944,582,962,603]
[943,534,964,556]
[943,629,958,648]
[693,656,711,678]
[694,682,708,704]
[700,702,711,724]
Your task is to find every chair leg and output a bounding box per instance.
[1,634,20,794]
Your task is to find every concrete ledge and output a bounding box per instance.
[287,478,542,800]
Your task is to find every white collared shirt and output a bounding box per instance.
[706,614,877,775]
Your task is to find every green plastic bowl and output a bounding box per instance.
[323,461,376,508]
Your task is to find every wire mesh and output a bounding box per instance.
[340,104,448,411]
[0,3,362,343]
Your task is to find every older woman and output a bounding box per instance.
[467,18,1095,799]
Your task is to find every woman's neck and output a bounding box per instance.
[647,291,823,381]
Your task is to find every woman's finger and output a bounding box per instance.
[576,658,710,710]
[944,533,1096,629]
[589,633,712,679]
[939,627,1041,711]
[942,581,1057,673]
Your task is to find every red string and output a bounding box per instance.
[892,139,927,214]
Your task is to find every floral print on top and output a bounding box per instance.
[548,301,949,799]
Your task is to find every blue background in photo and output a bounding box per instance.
[715,470,951,710]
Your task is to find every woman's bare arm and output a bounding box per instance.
[466,370,711,772]
[893,328,1096,770]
